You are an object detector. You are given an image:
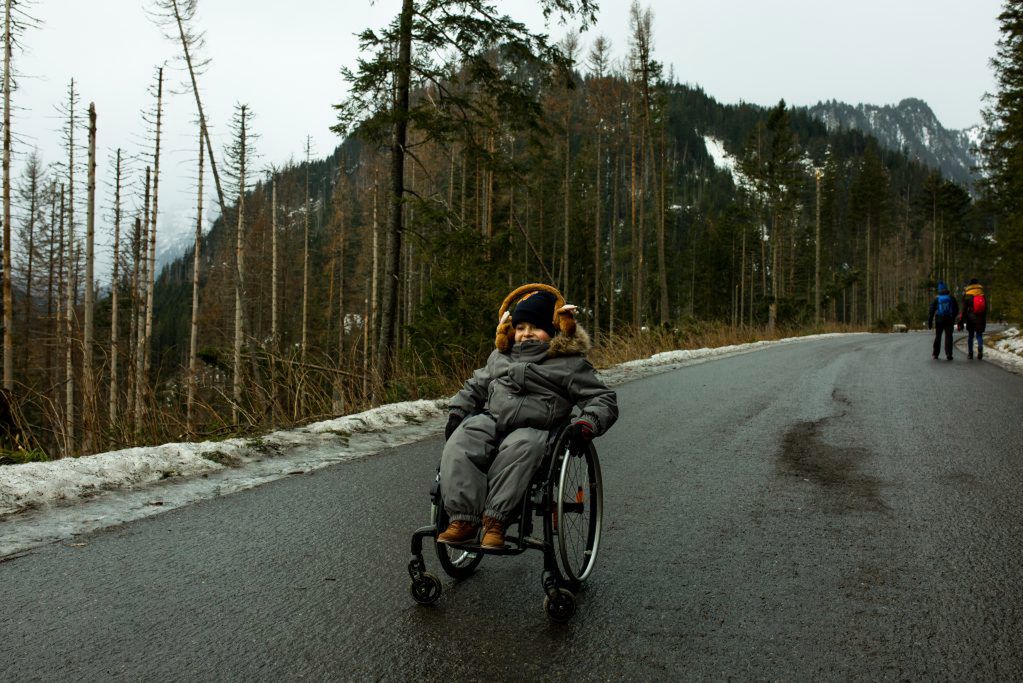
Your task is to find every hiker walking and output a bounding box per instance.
[928,281,959,361]
[958,278,988,360]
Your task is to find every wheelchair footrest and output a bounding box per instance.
[444,534,538,555]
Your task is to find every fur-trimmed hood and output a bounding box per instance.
[546,324,591,358]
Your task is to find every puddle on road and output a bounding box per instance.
[777,419,887,512]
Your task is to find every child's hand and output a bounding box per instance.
[559,304,578,316]
[566,418,594,444]
[500,310,511,325]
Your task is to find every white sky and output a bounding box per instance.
[10,0,1002,273]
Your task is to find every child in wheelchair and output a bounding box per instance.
[437,284,618,549]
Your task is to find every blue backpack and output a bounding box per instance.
[936,294,952,318]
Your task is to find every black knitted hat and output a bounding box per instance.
[511,291,558,338]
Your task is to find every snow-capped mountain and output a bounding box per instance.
[805,98,982,190]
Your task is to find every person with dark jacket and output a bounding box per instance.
[437,285,618,549]
[928,281,959,361]
[958,278,988,360]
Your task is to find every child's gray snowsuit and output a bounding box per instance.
[441,326,618,524]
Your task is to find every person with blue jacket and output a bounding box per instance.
[927,281,959,361]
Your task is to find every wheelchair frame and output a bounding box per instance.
[408,422,603,622]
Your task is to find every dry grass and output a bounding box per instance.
[589,322,869,369]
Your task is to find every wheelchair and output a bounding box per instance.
[407,421,604,623]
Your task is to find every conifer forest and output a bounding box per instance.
[0,0,1016,460]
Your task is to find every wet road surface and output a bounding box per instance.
[2,332,1022,680]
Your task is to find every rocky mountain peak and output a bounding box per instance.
[805,98,981,191]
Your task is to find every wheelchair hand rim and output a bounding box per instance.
[555,440,602,583]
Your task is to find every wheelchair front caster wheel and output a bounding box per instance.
[543,588,576,623]
[409,573,442,605]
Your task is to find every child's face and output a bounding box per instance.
[514,322,551,344]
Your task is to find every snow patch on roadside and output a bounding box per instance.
[984,327,1023,375]
[0,399,445,519]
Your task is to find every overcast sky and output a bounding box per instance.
[11,0,1003,272]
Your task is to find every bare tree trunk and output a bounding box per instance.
[610,155,618,337]
[64,209,75,455]
[301,138,311,376]
[270,178,278,351]
[145,68,164,379]
[657,126,669,324]
[82,102,97,452]
[866,216,872,323]
[362,277,369,400]
[109,150,122,426]
[127,214,141,422]
[20,157,39,374]
[563,127,570,293]
[740,227,746,327]
[187,129,204,436]
[232,106,248,425]
[333,197,346,415]
[168,0,227,221]
[370,173,379,380]
[2,0,13,390]
[55,185,65,443]
[64,81,77,454]
[814,168,822,325]
[45,182,57,387]
[134,169,151,429]
[376,0,413,383]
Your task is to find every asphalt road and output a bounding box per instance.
[3,332,1022,681]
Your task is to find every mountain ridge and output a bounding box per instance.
[804,97,981,190]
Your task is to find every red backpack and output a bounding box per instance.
[973,294,986,315]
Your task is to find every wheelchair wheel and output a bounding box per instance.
[550,437,603,586]
[432,503,483,579]
[409,572,442,605]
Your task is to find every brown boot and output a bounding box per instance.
[481,516,505,549]
[437,520,478,545]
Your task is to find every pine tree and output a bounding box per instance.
[981,0,1023,317]
[333,0,598,384]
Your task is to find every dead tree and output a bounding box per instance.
[224,104,254,425]
[16,151,45,373]
[61,79,79,454]
[2,0,14,390]
[148,0,227,220]
[270,174,278,351]
[186,128,203,435]
[82,102,97,452]
[109,149,123,425]
[144,67,164,379]
[133,168,151,429]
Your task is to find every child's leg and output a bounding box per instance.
[967,327,975,355]
[483,427,548,523]
[440,413,498,524]
[977,331,984,352]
